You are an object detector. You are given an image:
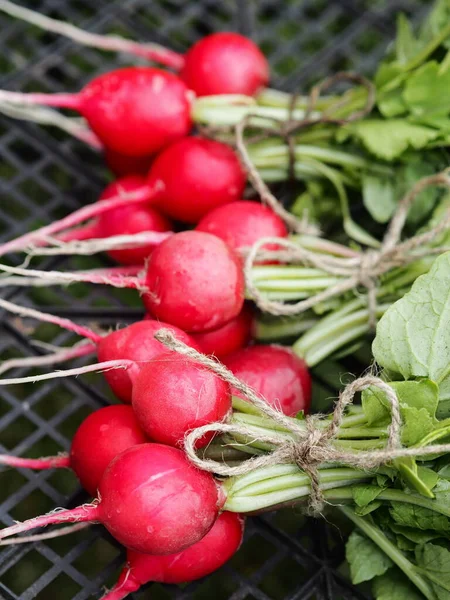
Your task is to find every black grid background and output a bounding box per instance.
[0,1,432,599]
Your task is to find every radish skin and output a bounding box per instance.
[0,444,223,555]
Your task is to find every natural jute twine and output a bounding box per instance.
[244,171,450,329]
[155,329,450,513]
[234,72,376,237]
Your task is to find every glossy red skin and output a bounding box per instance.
[180,32,269,97]
[143,231,245,332]
[96,320,200,403]
[95,175,173,265]
[192,304,254,358]
[79,67,192,157]
[132,354,231,447]
[69,405,148,496]
[98,444,222,554]
[196,200,288,255]
[104,148,153,177]
[223,345,312,416]
[148,137,246,223]
[114,512,244,596]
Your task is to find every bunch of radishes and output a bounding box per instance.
[0,20,313,600]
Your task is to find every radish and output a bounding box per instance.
[0,297,199,403]
[102,512,244,600]
[0,232,245,332]
[192,305,254,358]
[0,67,193,156]
[0,137,245,257]
[180,32,269,97]
[0,444,223,555]
[104,148,154,177]
[196,200,288,256]
[131,354,231,447]
[0,4,269,97]
[223,345,312,416]
[58,176,173,266]
[143,231,245,332]
[0,405,148,496]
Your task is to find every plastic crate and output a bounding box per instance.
[0,1,431,599]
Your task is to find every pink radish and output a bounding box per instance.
[143,231,245,332]
[0,67,192,156]
[59,176,173,265]
[0,6,269,97]
[196,200,288,257]
[0,298,200,403]
[0,405,148,496]
[104,148,154,177]
[223,345,312,416]
[102,512,244,600]
[0,232,245,333]
[131,354,231,447]
[0,137,245,258]
[192,305,254,358]
[0,444,222,555]
[180,32,269,97]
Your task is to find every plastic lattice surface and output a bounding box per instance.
[0,1,430,599]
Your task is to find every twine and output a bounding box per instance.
[244,172,450,328]
[155,329,450,513]
[234,72,376,237]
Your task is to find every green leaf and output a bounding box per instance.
[404,61,450,116]
[416,542,450,598]
[396,13,420,65]
[346,530,393,584]
[419,0,450,50]
[395,158,442,225]
[373,252,450,401]
[396,534,416,552]
[362,174,397,223]
[355,501,383,516]
[362,379,439,428]
[373,569,424,600]
[375,64,408,118]
[401,406,435,446]
[390,523,444,544]
[390,502,450,533]
[338,119,439,161]
[396,457,436,498]
[352,485,384,507]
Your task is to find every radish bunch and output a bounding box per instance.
[0,13,315,599]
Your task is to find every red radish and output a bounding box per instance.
[0,7,268,96]
[0,67,192,156]
[102,512,244,600]
[131,354,231,447]
[96,320,201,403]
[0,137,245,257]
[60,176,173,265]
[196,200,288,257]
[144,231,245,332]
[0,444,222,555]
[180,32,269,97]
[192,305,254,358]
[104,148,154,177]
[223,345,312,416]
[149,137,246,223]
[0,406,148,496]
[0,297,200,403]
[0,233,245,333]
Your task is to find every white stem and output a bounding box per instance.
[0,0,184,67]
[26,231,173,257]
[0,100,102,148]
[0,341,96,376]
[0,360,131,385]
[0,522,90,545]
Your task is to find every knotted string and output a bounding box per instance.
[155,329,450,513]
[244,171,450,328]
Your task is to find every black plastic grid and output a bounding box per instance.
[0,1,431,599]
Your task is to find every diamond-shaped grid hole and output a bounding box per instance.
[34,571,83,600]
[10,486,56,522]
[73,536,122,577]
[1,548,53,595]
[0,415,39,450]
